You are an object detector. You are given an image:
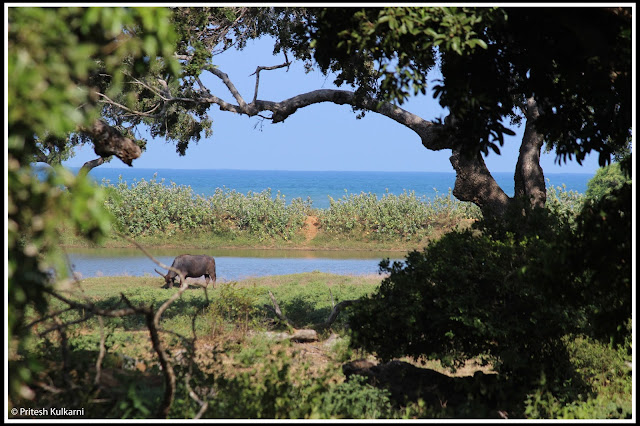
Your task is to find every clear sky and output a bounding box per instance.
[63,36,602,174]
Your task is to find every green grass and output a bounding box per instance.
[40,273,382,354]
[14,271,631,420]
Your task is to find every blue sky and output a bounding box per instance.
[63,36,602,174]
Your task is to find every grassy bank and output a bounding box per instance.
[58,174,588,252]
[12,272,631,419]
[59,174,487,251]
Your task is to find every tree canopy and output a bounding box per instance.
[72,6,632,218]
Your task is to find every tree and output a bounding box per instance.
[88,6,630,221]
[8,5,178,401]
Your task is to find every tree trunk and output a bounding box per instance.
[447,99,547,220]
[514,98,546,209]
[449,146,511,219]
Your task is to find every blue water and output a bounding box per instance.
[70,168,594,210]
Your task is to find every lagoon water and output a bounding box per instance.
[66,248,402,281]
[61,167,593,279]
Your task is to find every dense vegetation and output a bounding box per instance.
[8,6,632,420]
[347,178,632,418]
[11,272,632,419]
[93,174,482,245]
[99,174,476,238]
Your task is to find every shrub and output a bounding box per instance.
[208,187,311,240]
[319,189,480,241]
[102,176,311,240]
[585,162,631,201]
[103,174,215,236]
[347,181,631,414]
[348,230,579,380]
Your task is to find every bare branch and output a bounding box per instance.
[96,93,158,118]
[204,64,249,111]
[268,290,294,330]
[251,53,291,103]
[266,290,361,342]
[24,306,76,330]
[43,289,138,317]
[94,316,106,386]
[185,315,208,419]
[116,231,181,276]
[38,312,95,337]
[318,299,359,330]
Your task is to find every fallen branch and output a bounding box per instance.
[266,290,361,343]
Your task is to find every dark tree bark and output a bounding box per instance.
[80,120,141,166]
[514,98,546,209]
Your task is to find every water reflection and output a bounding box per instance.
[64,248,404,282]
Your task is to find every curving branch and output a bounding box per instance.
[204,64,250,111]
[80,156,106,173]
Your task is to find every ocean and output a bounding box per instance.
[69,167,594,210]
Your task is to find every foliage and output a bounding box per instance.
[544,181,586,219]
[13,274,390,419]
[100,174,486,244]
[14,271,631,419]
[102,175,311,240]
[523,334,632,419]
[103,174,216,236]
[347,176,631,413]
[208,187,312,241]
[585,162,632,201]
[348,230,578,379]
[319,189,480,241]
[303,7,631,167]
[557,183,632,346]
[7,6,179,402]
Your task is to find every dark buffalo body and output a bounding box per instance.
[156,254,216,289]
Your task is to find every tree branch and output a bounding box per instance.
[204,64,250,111]
[80,119,141,166]
[250,52,291,103]
[80,157,106,173]
[266,290,361,342]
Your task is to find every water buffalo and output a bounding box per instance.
[155,254,216,289]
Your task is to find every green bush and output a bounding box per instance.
[523,334,632,419]
[102,176,311,240]
[348,230,578,379]
[208,187,311,240]
[585,163,631,201]
[347,181,631,415]
[103,174,215,236]
[314,375,393,418]
[319,189,480,241]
